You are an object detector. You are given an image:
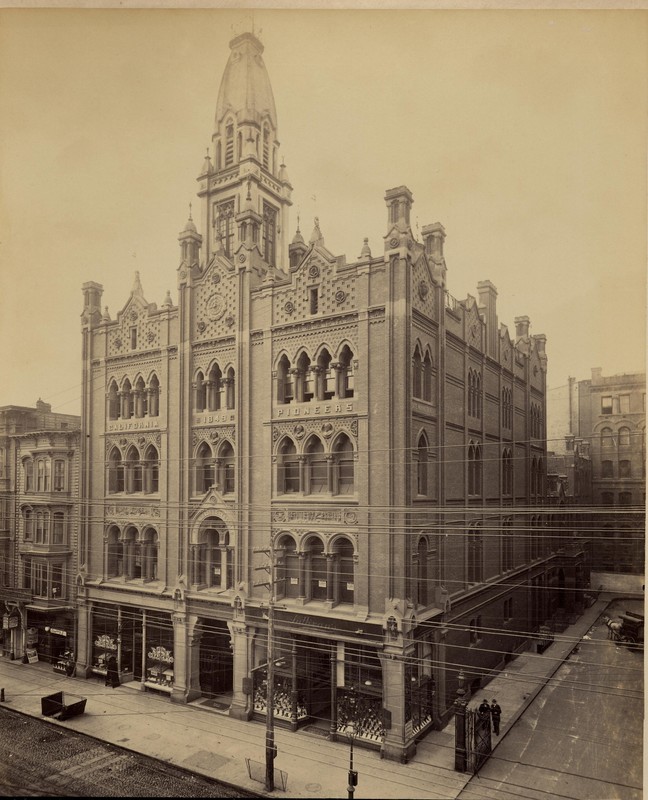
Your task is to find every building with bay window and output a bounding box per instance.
[76,30,564,762]
[0,401,79,666]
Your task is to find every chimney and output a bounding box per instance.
[514,315,530,341]
[591,367,603,383]
[477,280,498,358]
[422,222,445,261]
[384,186,413,234]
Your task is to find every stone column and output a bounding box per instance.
[381,646,416,763]
[326,554,335,603]
[185,615,202,703]
[297,552,307,600]
[228,617,251,720]
[75,599,92,677]
[170,611,189,704]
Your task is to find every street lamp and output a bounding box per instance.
[346,721,358,800]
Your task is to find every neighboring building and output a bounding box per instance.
[579,369,645,572]
[0,401,80,665]
[76,31,565,762]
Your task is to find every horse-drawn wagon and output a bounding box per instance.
[604,611,644,648]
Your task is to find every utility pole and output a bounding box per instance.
[253,546,278,792]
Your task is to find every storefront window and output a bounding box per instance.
[144,612,174,692]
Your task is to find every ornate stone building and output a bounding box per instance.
[76,31,561,761]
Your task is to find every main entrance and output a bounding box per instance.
[197,619,233,698]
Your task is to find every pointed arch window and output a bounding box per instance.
[120,379,133,420]
[194,371,207,412]
[279,438,300,494]
[277,355,293,404]
[263,202,277,267]
[148,374,160,417]
[108,447,124,494]
[217,199,235,257]
[225,121,235,167]
[317,349,335,401]
[218,440,235,494]
[107,381,119,420]
[417,434,429,496]
[143,445,159,494]
[134,376,147,418]
[142,528,158,581]
[503,448,513,495]
[413,346,423,399]
[468,442,482,496]
[262,124,270,170]
[307,537,327,601]
[106,526,123,578]
[276,534,299,599]
[224,367,235,410]
[467,525,483,583]
[207,364,223,411]
[305,436,327,494]
[416,537,430,607]
[338,345,354,399]
[194,517,233,589]
[24,460,33,492]
[333,434,354,495]
[296,352,313,403]
[195,442,214,494]
[423,352,433,402]
[125,446,142,493]
[334,537,355,604]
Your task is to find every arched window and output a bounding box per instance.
[530,457,538,495]
[123,526,140,579]
[225,367,235,410]
[225,121,234,166]
[601,460,613,478]
[412,346,423,399]
[195,443,214,494]
[468,371,474,417]
[148,374,160,417]
[108,447,124,494]
[619,426,631,447]
[276,534,299,599]
[277,355,293,404]
[207,363,222,411]
[106,526,123,578]
[467,525,483,583]
[53,460,65,491]
[142,528,158,581]
[194,517,232,589]
[194,371,207,412]
[134,376,147,418]
[333,537,355,604]
[619,459,632,478]
[24,460,33,492]
[143,445,159,494]
[317,349,334,401]
[35,511,48,543]
[537,457,544,496]
[125,446,142,493]
[503,448,513,495]
[279,438,299,494]
[502,517,514,571]
[296,352,313,403]
[423,352,433,402]
[305,436,327,494]
[338,345,354,399]
[262,124,270,169]
[601,426,614,448]
[417,433,428,496]
[476,373,482,419]
[218,440,235,494]
[306,537,327,600]
[121,379,133,420]
[333,434,354,495]
[468,442,482,496]
[107,381,119,420]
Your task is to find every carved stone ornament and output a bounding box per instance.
[238,253,246,263]
[272,428,280,443]
[321,422,334,438]
[350,419,358,437]
[225,315,235,327]
[418,281,429,299]
[146,330,156,343]
[211,272,221,284]
[114,337,122,350]
[284,301,295,315]
[130,309,138,321]
[179,268,187,280]
[335,290,347,304]
[206,293,226,321]
[294,423,305,440]
[308,265,320,279]
[197,320,207,333]
[389,237,399,248]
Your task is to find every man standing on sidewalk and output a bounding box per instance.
[478,698,491,729]
[490,699,501,735]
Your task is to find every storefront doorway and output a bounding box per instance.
[198,619,233,699]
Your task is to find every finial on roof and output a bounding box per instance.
[360,237,372,259]
[309,217,324,247]
[162,290,173,308]
[292,216,305,246]
[201,148,212,176]
[102,305,111,322]
[184,204,197,234]
[132,271,143,295]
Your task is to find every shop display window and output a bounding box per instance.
[145,645,174,692]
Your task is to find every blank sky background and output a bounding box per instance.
[0,8,645,414]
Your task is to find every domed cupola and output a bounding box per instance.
[213,32,279,175]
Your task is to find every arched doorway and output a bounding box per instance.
[197,619,233,700]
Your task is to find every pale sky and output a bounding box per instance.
[0,8,646,415]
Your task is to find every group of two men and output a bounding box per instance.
[478,698,502,735]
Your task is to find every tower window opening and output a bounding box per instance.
[263,126,270,169]
[309,287,319,315]
[130,327,137,350]
[225,123,234,166]
[263,203,277,266]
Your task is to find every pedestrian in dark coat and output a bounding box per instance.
[105,655,120,688]
[490,699,502,735]
[478,698,491,728]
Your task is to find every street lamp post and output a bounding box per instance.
[346,722,358,800]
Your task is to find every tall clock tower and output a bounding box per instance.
[197,32,293,273]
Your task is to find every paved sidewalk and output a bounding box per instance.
[0,599,611,799]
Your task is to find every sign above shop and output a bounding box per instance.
[49,628,67,637]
